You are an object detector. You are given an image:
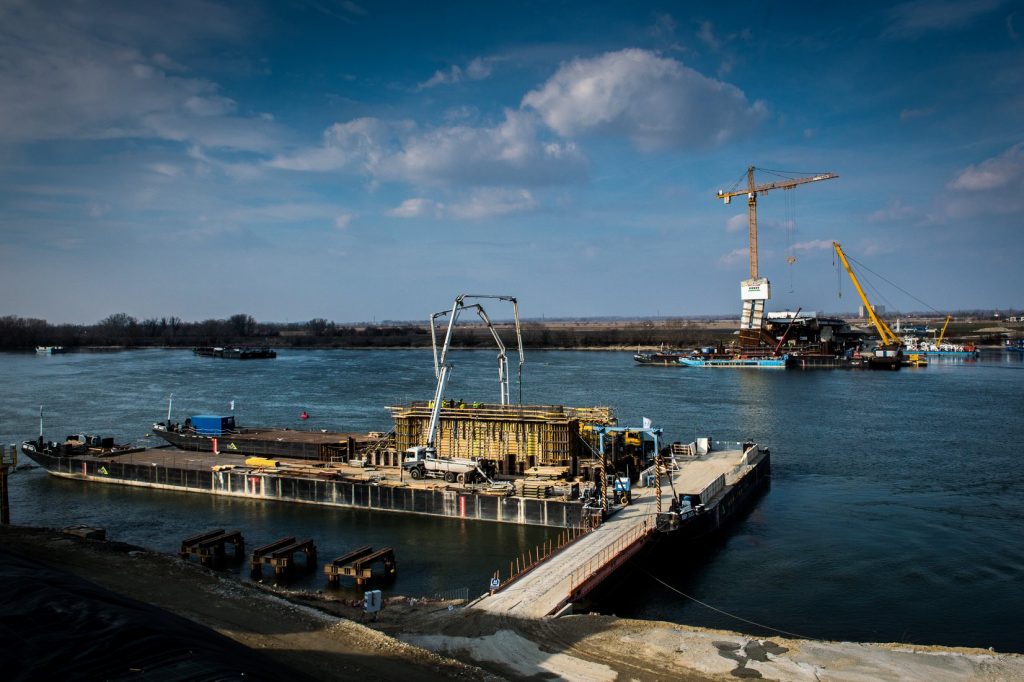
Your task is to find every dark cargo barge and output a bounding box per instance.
[193,346,277,359]
[152,416,383,462]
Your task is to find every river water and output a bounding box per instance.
[2,348,1022,651]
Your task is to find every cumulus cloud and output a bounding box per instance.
[269,110,587,187]
[884,0,1006,38]
[521,48,766,151]
[268,117,401,172]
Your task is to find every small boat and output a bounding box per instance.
[35,346,65,354]
[1006,339,1024,353]
[22,434,145,460]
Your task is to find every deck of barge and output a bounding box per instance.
[474,446,766,617]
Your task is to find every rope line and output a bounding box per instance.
[634,564,813,640]
[844,253,940,314]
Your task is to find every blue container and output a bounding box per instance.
[190,415,236,436]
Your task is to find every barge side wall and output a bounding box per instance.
[27,451,585,529]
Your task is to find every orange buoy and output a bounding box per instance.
[299,410,309,420]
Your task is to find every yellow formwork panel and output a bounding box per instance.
[388,402,614,466]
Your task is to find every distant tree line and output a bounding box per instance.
[0,313,737,351]
[2,311,1013,352]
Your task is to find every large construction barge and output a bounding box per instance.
[21,404,770,534]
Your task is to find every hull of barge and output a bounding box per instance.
[20,442,586,529]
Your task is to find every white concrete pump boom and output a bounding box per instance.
[421,293,525,454]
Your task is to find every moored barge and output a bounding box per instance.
[152,416,383,462]
[22,426,771,535]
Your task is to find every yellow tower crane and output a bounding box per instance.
[716,167,838,347]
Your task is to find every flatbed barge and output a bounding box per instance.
[21,435,770,534]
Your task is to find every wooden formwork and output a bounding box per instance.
[387,402,615,473]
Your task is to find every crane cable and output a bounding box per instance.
[844,252,942,315]
[784,188,797,293]
[633,564,814,640]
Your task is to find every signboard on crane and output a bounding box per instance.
[741,278,771,301]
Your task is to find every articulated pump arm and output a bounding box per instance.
[472,305,511,405]
[833,242,900,346]
[422,294,526,453]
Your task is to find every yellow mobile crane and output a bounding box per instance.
[716,167,838,347]
[832,242,926,369]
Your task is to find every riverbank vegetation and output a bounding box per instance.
[1,312,1019,351]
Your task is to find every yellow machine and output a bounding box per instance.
[833,242,926,368]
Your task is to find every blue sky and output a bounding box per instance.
[1,0,1022,324]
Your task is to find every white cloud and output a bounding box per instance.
[417,56,498,90]
[726,214,747,232]
[884,0,1006,38]
[939,142,1024,221]
[150,163,182,177]
[0,1,281,150]
[387,198,442,218]
[387,189,537,221]
[334,213,353,230]
[268,117,400,172]
[948,142,1024,191]
[868,199,916,223]
[521,48,766,151]
[720,247,748,265]
[448,189,536,219]
[792,239,834,252]
[269,110,587,188]
[418,65,464,89]
[465,57,494,80]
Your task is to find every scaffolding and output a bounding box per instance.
[387,402,615,474]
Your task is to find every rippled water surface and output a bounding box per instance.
[2,348,1022,651]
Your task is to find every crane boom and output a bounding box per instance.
[832,242,900,347]
[936,315,951,346]
[717,167,839,280]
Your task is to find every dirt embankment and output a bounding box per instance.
[3,525,1023,681]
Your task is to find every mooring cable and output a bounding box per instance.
[633,564,814,640]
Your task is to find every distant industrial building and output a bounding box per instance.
[858,304,885,318]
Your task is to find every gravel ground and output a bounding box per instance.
[3,525,1022,681]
